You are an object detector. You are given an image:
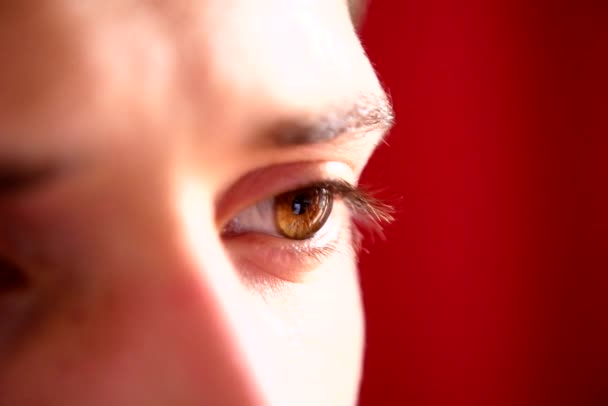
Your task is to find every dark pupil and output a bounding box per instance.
[291,193,312,215]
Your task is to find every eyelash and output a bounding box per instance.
[312,180,394,253]
[320,180,393,224]
[222,179,394,277]
[304,179,393,231]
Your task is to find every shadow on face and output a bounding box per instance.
[0,1,392,405]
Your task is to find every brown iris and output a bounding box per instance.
[274,186,333,240]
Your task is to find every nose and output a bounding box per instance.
[86,168,283,406]
[157,173,281,405]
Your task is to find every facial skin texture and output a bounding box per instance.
[0,1,391,405]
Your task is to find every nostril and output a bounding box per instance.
[0,257,29,293]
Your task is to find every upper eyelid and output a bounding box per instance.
[223,183,341,238]
[222,178,394,243]
[214,161,355,226]
[217,180,347,230]
[214,160,395,236]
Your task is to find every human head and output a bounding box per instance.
[0,1,393,404]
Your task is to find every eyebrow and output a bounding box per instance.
[347,0,369,28]
[268,93,395,147]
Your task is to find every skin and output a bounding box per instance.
[0,1,391,405]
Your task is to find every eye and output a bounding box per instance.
[222,185,336,241]
[217,163,395,281]
[275,186,333,240]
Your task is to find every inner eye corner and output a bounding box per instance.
[0,257,30,293]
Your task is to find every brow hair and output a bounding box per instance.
[347,0,369,28]
[268,93,395,147]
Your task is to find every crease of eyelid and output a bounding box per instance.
[0,163,66,198]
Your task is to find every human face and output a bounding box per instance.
[0,1,393,405]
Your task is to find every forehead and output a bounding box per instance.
[0,0,381,159]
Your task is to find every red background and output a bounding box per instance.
[358,1,608,405]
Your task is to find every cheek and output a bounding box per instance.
[0,237,364,406]
[0,163,364,405]
[258,252,365,405]
[0,266,260,406]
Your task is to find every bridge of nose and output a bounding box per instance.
[114,167,287,405]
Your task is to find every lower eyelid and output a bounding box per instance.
[222,202,353,282]
[225,234,336,278]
